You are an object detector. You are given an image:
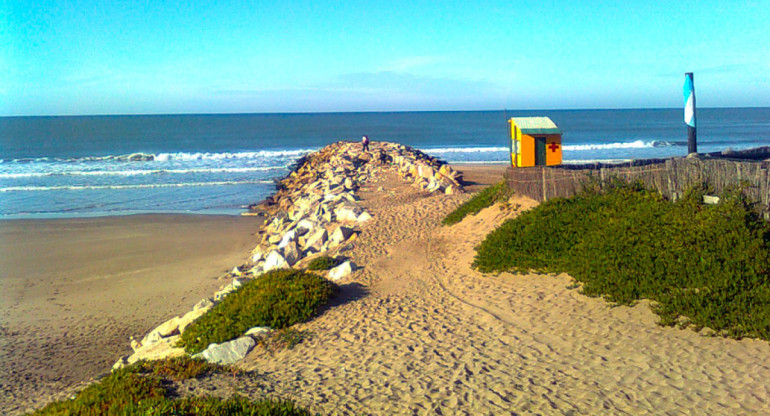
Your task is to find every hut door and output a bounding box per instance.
[535,137,547,166]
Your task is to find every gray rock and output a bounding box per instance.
[194,336,256,365]
[282,241,300,266]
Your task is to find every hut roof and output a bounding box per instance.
[511,117,561,135]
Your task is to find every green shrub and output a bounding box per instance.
[180,269,337,354]
[31,359,314,415]
[32,367,168,415]
[306,256,338,271]
[127,356,230,381]
[442,181,513,226]
[473,181,770,340]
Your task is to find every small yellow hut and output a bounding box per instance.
[509,117,562,167]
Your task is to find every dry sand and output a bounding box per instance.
[187,166,768,415]
[0,214,261,414]
[4,164,770,415]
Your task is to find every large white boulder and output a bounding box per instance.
[127,335,186,365]
[140,316,180,346]
[328,260,353,281]
[250,248,264,263]
[245,326,271,338]
[263,250,289,272]
[194,336,256,365]
[334,204,363,222]
[178,307,210,334]
[277,230,297,249]
[330,226,355,246]
[194,298,214,311]
[295,219,318,236]
[303,228,328,253]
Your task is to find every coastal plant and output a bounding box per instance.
[258,328,313,352]
[127,356,231,381]
[442,181,513,226]
[180,269,337,354]
[473,182,770,340]
[30,360,314,415]
[306,255,339,271]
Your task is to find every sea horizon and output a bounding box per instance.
[2,108,768,219]
[3,105,770,119]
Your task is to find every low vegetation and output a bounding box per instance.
[127,356,230,381]
[474,181,770,340]
[306,255,339,271]
[442,181,513,225]
[180,269,337,354]
[31,357,313,415]
[258,328,313,352]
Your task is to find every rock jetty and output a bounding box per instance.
[114,140,463,369]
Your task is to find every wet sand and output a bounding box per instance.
[0,214,261,414]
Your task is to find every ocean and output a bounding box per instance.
[1,108,768,219]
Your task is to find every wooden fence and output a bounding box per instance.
[503,148,770,219]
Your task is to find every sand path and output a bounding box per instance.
[198,170,770,415]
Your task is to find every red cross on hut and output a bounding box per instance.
[508,117,563,167]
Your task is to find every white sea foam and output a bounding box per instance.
[421,141,676,155]
[154,149,315,162]
[4,149,317,164]
[0,180,274,192]
[563,140,676,151]
[0,166,285,179]
[421,146,509,154]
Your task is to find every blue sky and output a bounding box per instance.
[2,0,769,115]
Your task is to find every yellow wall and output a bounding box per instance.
[544,134,562,166]
[510,130,562,167]
[509,120,562,167]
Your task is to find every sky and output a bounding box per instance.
[2,0,769,116]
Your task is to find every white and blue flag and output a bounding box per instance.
[684,73,696,128]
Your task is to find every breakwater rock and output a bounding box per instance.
[114,140,463,369]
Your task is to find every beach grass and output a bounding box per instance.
[442,181,512,226]
[30,357,312,416]
[306,256,339,271]
[473,181,770,340]
[180,269,337,354]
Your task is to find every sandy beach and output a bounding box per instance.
[3,163,770,415]
[0,214,262,414]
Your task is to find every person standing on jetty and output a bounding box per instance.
[361,135,370,152]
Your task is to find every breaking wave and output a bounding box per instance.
[422,146,509,154]
[563,140,678,151]
[1,149,317,164]
[0,180,274,192]
[0,166,285,179]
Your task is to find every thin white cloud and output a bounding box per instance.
[377,56,444,73]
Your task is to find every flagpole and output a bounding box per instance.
[684,72,697,154]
